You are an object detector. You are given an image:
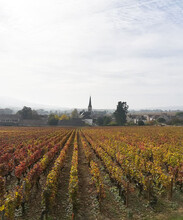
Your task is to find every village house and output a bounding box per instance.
[127,112,174,124]
[0,114,21,126]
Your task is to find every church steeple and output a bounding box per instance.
[88,96,92,112]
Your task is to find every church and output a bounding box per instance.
[79,96,93,125]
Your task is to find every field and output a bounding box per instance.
[0,126,183,220]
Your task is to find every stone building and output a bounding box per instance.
[0,114,20,126]
[80,96,93,125]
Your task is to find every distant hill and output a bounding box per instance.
[130,106,183,112]
[0,96,182,112]
[0,96,69,111]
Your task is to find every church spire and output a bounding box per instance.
[88,96,92,112]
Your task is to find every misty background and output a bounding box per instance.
[0,0,183,110]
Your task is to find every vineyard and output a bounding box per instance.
[0,126,183,220]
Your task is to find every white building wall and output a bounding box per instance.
[83,119,93,125]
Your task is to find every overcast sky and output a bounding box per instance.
[0,0,183,109]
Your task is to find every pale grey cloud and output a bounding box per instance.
[0,0,183,109]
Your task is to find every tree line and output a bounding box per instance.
[16,102,129,126]
[15,103,183,126]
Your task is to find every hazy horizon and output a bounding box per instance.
[0,95,183,112]
[0,0,183,109]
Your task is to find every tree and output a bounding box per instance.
[48,114,59,125]
[71,109,79,119]
[168,118,183,125]
[96,117,104,126]
[96,116,112,126]
[32,110,40,119]
[176,112,183,117]
[17,106,40,120]
[103,116,112,125]
[60,114,69,120]
[157,117,166,123]
[138,120,145,126]
[114,101,129,125]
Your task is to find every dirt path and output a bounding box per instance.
[50,135,75,220]
[75,132,99,220]
[81,131,126,220]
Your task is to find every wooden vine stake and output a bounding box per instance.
[99,184,102,212]
[116,145,119,153]
[72,213,75,220]
[40,210,48,220]
[1,210,5,220]
[126,181,129,208]
[147,177,151,202]
[21,181,26,215]
[168,178,173,201]
[41,189,49,220]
